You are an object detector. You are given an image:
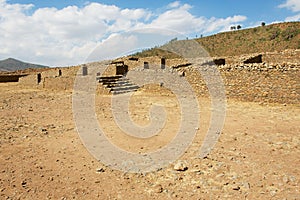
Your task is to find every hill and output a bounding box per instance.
[0,58,49,72]
[133,22,300,58]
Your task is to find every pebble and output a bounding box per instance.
[96,168,105,173]
[173,161,188,171]
[215,173,225,178]
[242,182,251,190]
[232,185,240,191]
[270,190,277,196]
[21,180,27,187]
[153,184,163,193]
[282,175,289,183]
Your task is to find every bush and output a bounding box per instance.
[269,30,280,40]
[281,27,299,41]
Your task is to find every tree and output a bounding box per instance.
[237,25,242,30]
[261,22,266,27]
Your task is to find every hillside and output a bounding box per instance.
[0,58,49,72]
[133,22,300,58]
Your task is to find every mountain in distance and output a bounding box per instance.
[0,58,49,72]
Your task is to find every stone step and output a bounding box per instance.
[97,75,123,80]
[97,76,123,82]
[97,75,139,95]
[105,82,135,88]
[110,85,139,92]
[111,88,139,95]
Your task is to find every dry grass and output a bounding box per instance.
[133,22,300,58]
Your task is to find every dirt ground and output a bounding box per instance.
[0,82,299,199]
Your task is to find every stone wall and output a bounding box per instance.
[182,63,299,104]
[18,66,79,90]
[19,74,41,87]
[0,75,27,82]
[43,76,75,90]
[121,60,299,105]
[224,49,300,65]
[16,50,299,105]
[263,49,300,64]
[100,57,188,76]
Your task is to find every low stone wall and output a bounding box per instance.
[0,75,27,82]
[18,66,79,90]
[19,74,41,87]
[221,49,300,65]
[15,51,299,105]
[185,63,299,104]
[43,76,75,90]
[263,49,300,64]
[122,60,299,104]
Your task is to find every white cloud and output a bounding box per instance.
[145,4,246,35]
[87,33,139,62]
[206,15,247,33]
[168,1,181,9]
[279,0,300,12]
[0,0,247,66]
[285,13,300,21]
[0,1,151,66]
[278,0,300,22]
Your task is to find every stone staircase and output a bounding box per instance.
[97,75,139,95]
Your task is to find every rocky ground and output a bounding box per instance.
[0,74,299,199]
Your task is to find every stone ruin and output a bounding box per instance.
[243,54,262,64]
[0,74,28,82]
[17,67,78,90]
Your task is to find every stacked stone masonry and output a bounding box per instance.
[14,49,299,104]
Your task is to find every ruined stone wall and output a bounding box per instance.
[220,69,298,104]
[19,74,41,88]
[263,49,300,64]
[16,51,299,104]
[43,76,75,90]
[18,66,79,90]
[124,61,299,105]
[0,75,26,82]
[224,49,300,65]
[184,63,299,104]
[100,57,189,76]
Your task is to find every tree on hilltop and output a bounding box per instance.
[230,26,236,30]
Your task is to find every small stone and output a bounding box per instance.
[40,127,48,135]
[153,184,163,193]
[289,175,296,182]
[282,175,289,183]
[21,180,27,187]
[270,190,277,196]
[232,185,240,191]
[242,182,251,189]
[216,173,225,178]
[173,161,188,171]
[96,168,105,173]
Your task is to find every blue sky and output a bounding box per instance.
[1,0,299,66]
